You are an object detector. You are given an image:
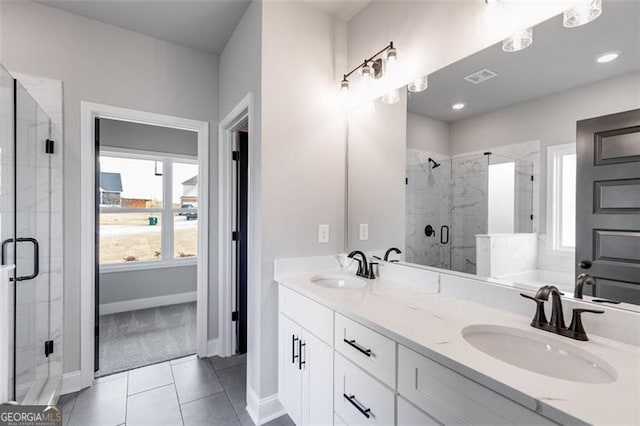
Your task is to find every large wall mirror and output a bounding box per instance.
[347,1,640,307]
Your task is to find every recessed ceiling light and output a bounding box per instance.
[452,103,466,110]
[596,52,619,64]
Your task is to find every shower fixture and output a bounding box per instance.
[428,157,441,169]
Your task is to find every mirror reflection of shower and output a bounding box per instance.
[405,151,534,275]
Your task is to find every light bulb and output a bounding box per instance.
[502,28,533,53]
[381,89,400,105]
[564,0,602,28]
[386,46,398,73]
[341,78,349,91]
[361,62,372,81]
[408,76,428,93]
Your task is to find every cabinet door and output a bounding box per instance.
[301,330,333,425]
[397,397,441,426]
[279,314,302,424]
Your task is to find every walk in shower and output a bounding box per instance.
[406,151,534,275]
[1,65,60,404]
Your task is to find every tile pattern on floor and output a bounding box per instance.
[60,354,293,426]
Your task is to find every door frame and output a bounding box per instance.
[79,101,209,387]
[218,93,256,358]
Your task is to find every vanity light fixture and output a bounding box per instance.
[596,51,619,64]
[340,41,397,92]
[502,28,533,52]
[452,102,466,110]
[408,76,428,93]
[563,0,602,28]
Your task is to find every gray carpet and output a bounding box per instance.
[96,302,196,377]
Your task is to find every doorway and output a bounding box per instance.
[80,102,209,388]
[233,129,249,354]
[94,118,203,376]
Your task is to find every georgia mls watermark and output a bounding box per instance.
[0,405,62,426]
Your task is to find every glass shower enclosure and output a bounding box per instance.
[1,65,54,404]
[406,152,534,275]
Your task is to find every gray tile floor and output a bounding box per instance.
[59,354,293,426]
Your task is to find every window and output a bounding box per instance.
[99,149,198,268]
[547,143,576,252]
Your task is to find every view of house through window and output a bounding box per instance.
[99,152,198,264]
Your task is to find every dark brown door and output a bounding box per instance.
[576,108,640,304]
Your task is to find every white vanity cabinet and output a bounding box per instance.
[279,288,334,426]
[278,284,558,426]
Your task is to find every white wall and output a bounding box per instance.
[406,112,450,155]
[259,0,347,400]
[100,265,196,305]
[0,1,219,373]
[348,92,407,252]
[217,0,263,405]
[450,72,640,234]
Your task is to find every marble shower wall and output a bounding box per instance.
[405,149,451,269]
[450,154,488,274]
[13,72,64,394]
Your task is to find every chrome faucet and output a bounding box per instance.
[521,285,604,341]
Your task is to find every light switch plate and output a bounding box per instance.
[359,224,368,241]
[318,224,330,243]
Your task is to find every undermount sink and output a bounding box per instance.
[462,325,617,384]
[310,274,366,289]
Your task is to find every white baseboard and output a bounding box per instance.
[206,338,220,357]
[60,370,83,395]
[99,291,197,315]
[246,386,285,426]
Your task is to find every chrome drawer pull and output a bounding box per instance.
[343,394,371,419]
[343,338,372,357]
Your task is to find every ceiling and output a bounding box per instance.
[37,0,252,55]
[302,0,370,21]
[37,0,372,55]
[408,1,640,122]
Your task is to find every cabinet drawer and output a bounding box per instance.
[334,353,394,425]
[279,285,333,345]
[334,313,396,387]
[397,397,440,426]
[398,345,556,425]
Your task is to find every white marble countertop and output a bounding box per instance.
[277,269,640,426]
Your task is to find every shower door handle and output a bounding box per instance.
[4,237,40,281]
[1,238,12,265]
[15,238,39,281]
[440,226,449,244]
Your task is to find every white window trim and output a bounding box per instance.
[99,148,199,271]
[546,142,577,254]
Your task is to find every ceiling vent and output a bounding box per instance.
[464,68,498,85]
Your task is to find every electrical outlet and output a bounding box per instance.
[359,224,368,241]
[318,224,330,243]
